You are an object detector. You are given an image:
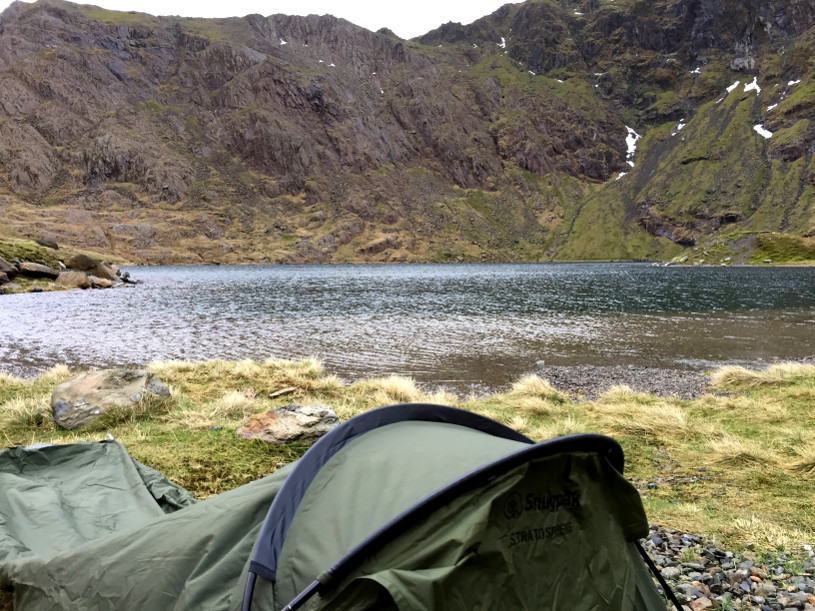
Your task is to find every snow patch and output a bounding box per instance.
[671,120,686,136]
[529,70,536,75]
[380,89,384,94]
[726,80,741,93]
[788,79,801,86]
[767,103,778,112]
[691,67,701,74]
[744,76,761,94]
[557,79,564,83]
[279,38,287,45]
[329,63,336,67]
[318,60,324,63]
[753,124,772,139]
[616,172,627,181]
[625,126,641,168]
[473,43,478,48]
[498,37,506,49]
[574,11,583,15]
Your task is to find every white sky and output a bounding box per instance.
[0,0,518,39]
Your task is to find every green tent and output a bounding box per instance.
[0,403,675,610]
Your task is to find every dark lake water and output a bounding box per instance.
[2,263,814,392]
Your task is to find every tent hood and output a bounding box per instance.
[242,404,667,610]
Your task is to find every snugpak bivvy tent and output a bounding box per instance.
[241,403,670,610]
[0,403,675,610]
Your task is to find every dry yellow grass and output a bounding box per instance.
[1,357,813,556]
[711,362,815,389]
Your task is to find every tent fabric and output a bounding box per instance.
[250,403,534,583]
[0,440,196,567]
[313,455,664,611]
[247,428,663,610]
[0,440,291,610]
[0,405,669,610]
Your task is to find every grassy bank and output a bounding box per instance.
[1,359,813,554]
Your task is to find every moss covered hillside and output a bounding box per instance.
[0,0,813,263]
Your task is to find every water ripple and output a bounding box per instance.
[2,263,815,391]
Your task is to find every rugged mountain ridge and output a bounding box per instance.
[0,0,813,264]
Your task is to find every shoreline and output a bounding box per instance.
[532,364,713,400]
[5,358,814,401]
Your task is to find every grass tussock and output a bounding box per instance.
[712,363,815,390]
[708,434,779,467]
[0,358,813,555]
[725,515,809,550]
[509,375,568,403]
[349,375,429,410]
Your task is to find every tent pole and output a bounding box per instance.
[635,541,683,611]
[241,572,257,611]
[281,580,322,611]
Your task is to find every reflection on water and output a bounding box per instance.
[1,263,814,392]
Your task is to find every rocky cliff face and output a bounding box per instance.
[0,0,813,264]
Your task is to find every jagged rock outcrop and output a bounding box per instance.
[0,0,813,263]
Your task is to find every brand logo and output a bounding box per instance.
[503,491,523,520]
[524,490,580,512]
[503,489,581,523]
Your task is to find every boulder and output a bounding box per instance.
[66,254,119,282]
[0,257,17,279]
[236,403,339,444]
[51,369,171,429]
[36,237,59,250]
[88,275,115,288]
[19,261,59,279]
[65,253,99,271]
[0,272,8,285]
[56,270,91,289]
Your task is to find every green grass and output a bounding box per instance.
[0,240,60,268]
[749,232,815,263]
[1,359,814,558]
[1,358,814,611]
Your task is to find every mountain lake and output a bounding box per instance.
[2,262,814,393]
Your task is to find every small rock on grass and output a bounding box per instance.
[237,404,339,444]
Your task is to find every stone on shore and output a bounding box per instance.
[645,525,815,611]
[0,256,17,279]
[51,369,171,429]
[65,254,119,282]
[88,275,115,288]
[19,261,59,279]
[56,270,91,289]
[236,403,339,444]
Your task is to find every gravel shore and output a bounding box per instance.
[645,526,815,611]
[533,364,713,400]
